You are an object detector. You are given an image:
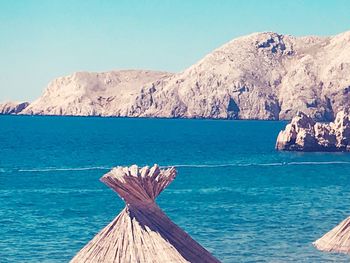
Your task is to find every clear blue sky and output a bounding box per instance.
[1,0,350,102]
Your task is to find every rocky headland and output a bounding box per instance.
[2,30,350,120]
[0,101,29,115]
[276,110,350,151]
[20,70,171,116]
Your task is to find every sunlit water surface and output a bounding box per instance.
[1,115,350,262]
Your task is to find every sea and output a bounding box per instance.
[1,115,350,262]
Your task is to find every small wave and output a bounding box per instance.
[162,164,240,168]
[0,188,105,194]
[3,161,350,174]
[162,163,283,168]
[163,161,350,168]
[17,166,111,172]
[198,187,233,194]
[167,189,194,194]
[287,161,350,165]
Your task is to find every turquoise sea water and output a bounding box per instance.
[1,115,350,262]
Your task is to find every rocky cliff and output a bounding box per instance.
[22,70,172,116]
[0,101,29,114]
[19,31,350,120]
[276,110,350,151]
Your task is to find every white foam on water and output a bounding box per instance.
[286,161,350,165]
[17,166,111,172]
[163,161,350,168]
[2,161,350,173]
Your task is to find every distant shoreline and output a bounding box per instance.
[0,113,291,122]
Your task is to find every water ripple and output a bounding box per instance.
[1,161,350,174]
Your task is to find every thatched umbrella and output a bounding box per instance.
[71,164,220,263]
[313,216,350,254]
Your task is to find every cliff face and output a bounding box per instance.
[20,31,350,120]
[21,70,172,116]
[0,101,29,114]
[276,110,350,151]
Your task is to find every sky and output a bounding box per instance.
[1,0,350,102]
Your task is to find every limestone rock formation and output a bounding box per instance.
[21,70,171,116]
[71,164,220,263]
[276,109,350,151]
[0,101,29,114]
[18,31,350,120]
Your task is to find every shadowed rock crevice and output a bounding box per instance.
[226,98,240,119]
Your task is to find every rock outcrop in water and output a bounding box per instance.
[16,30,350,120]
[0,101,29,114]
[276,110,350,151]
[71,164,219,263]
